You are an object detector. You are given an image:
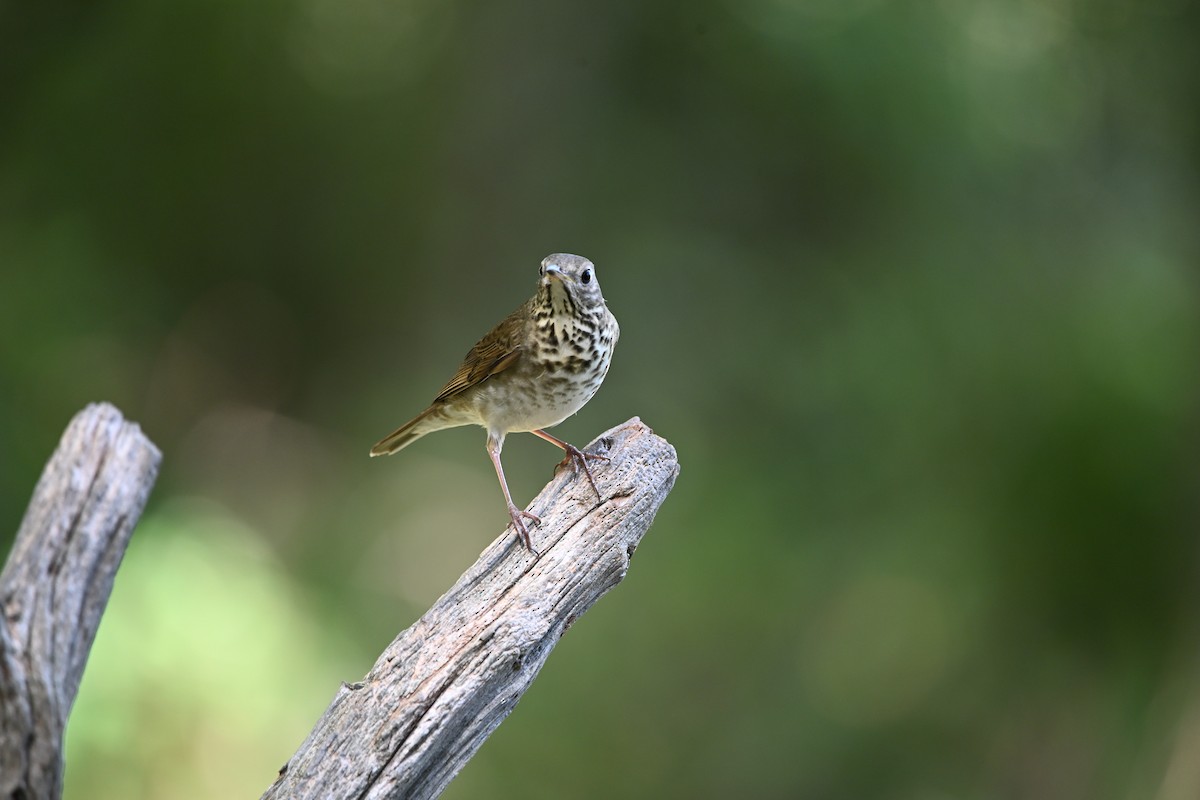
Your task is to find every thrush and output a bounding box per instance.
[370,253,620,553]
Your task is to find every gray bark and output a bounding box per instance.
[0,403,161,800]
[262,417,679,800]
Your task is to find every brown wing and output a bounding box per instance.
[432,310,526,403]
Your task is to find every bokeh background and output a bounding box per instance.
[3,1,1199,797]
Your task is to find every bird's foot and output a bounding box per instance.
[507,503,542,555]
[556,443,608,500]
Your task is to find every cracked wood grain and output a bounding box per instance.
[262,417,679,800]
[0,404,161,800]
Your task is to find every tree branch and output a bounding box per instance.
[0,403,161,800]
[262,417,679,800]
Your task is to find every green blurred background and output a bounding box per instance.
[2,0,1198,797]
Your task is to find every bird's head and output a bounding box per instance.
[538,253,606,313]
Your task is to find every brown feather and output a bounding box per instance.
[432,303,529,403]
[369,407,438,456]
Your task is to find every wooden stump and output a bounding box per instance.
[262,417,679,800]
[0,403,161,800]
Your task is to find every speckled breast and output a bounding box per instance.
[521,307,618,429]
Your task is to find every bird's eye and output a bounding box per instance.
[581,269,592,284]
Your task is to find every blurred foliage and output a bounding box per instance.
[2,0,1198,798]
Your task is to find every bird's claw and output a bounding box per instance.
[556,444,608,500]
[507,503,542,555]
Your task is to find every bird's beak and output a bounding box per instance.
[543,265,571,284]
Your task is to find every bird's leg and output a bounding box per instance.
[487,435,541,554]
[530,429,607,500]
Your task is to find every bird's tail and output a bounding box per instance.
[369,407,440,457]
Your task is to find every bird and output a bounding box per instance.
[370,253,620,553]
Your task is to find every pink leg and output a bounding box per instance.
[487,436,541,553]
[529,429,607,499]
